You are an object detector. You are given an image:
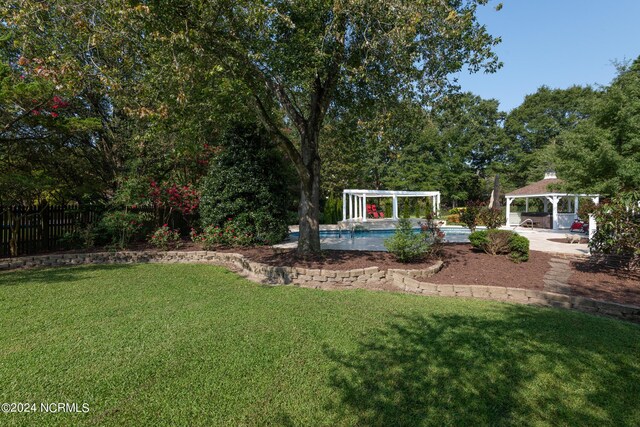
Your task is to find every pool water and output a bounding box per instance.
[288,227,475,251]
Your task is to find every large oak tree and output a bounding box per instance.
[136,0,501,253]
[4,0,501,254]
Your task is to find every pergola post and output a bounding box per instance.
[392,196,398,220]
[342,192,347,222]
[362,195,367,222]
[353,195,357,219]
[506,197,513,226]
[349,194,353,220]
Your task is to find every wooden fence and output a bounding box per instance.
[0,205,100,258]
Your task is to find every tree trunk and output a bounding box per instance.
[297,131,321,254]
[9,210,19,257]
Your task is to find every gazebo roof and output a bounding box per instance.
[505,171,599,198]
[506,177,564,196]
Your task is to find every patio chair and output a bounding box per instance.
[570,219,586,233]
[371,204,384,218]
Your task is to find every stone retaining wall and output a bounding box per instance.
[0,251,444,288]
[1,250,638,323]
[395,275,640,323]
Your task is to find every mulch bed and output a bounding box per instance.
[424,245,551,290]
[569,261,640,306]
[221,247,441,271]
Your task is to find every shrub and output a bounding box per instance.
[322,195,343,224]
[199,123,293,246]
[191,218,256,249]
[384,218,431,263]
[469,229,510,255]
[190,225,224,250]
[148,181,200,227]
[469,230,490,250]
[444,213,461,224]
[97,210,154,248]
[57,225,95,250]
[577,198,596,221]
[149,225,182,250]
[469,229,529,263]
[589,192,640,270]
[460,201,483,232]
[382,201,392,219]
[479,207,503,229]
[508,233,530,263]
[421,212,445,257]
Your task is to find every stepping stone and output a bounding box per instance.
[545,283,573,294]
[543,257,575,295]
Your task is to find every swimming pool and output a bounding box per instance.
[288,226,476,251]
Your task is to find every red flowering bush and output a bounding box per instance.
[149,181,200,215]
[149,225,182,250]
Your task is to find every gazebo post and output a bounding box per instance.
[525,197,529,212]
[574,196,579,219]
[506,197,513,226]
[548,196,560,230]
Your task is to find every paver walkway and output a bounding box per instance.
[543,258,573,295]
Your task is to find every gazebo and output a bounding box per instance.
[342,189,441,222]
[505,171,599,230]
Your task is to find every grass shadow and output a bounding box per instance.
[324,305,640,426]
[0,264,138,287]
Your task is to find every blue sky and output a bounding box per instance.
[455,0,640,112]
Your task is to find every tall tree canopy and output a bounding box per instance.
[4,0,502,254]
[131,0,502,253]
[431,92,511,202]
[557,58,640,193]
[504,85,597,186]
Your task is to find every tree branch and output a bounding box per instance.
[251,93,309,184]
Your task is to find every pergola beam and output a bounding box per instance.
[342,189,441,222]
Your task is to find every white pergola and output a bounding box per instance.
[505,172,599,230]
[342,189,441,222]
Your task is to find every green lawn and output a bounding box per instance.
[1,264,639,426]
